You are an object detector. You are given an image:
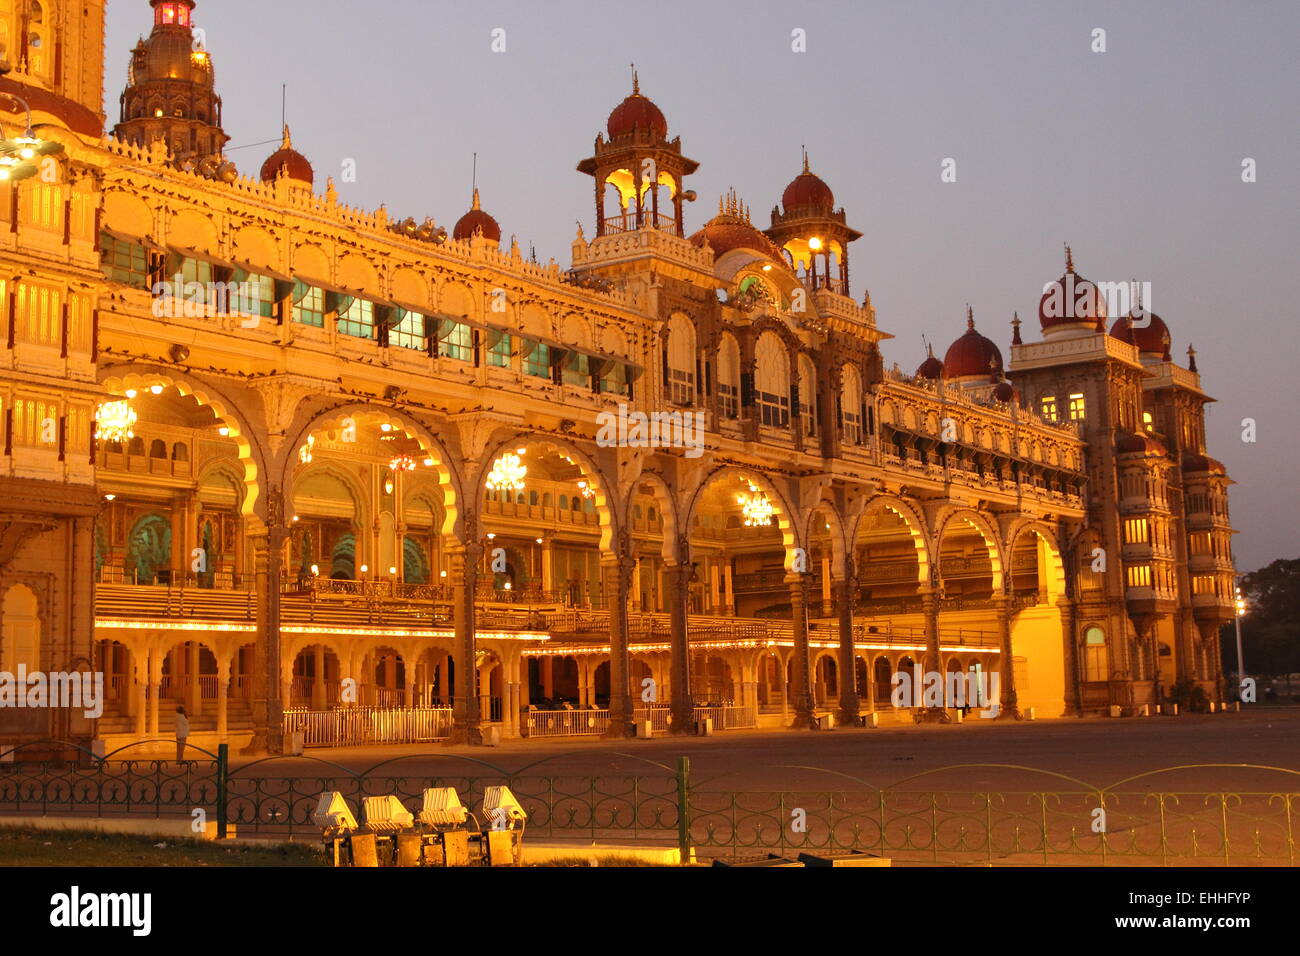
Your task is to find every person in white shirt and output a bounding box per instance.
[174,705,190,762]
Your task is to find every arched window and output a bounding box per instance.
[2,583,41,676]
[717,333,740,419]
[1083,626,1108,682]
[799,354,818,438]
[665,313,696,405]
[840,364,862,445]
[149,439,167,459]
[754,332,789,428]
[171,442,189,461]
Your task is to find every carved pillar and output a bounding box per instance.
[1058,596,1081,717]
[245,489,288,754]
[448,540,483,743]
[787,573,815,728]
[835,560,860,726]
[918,585,946,721]
[602,544,635,737]
[216,656,230,742]
[667,561,694,733]
[995,595,1021,719]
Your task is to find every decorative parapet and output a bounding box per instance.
[1010,331,1142,371]
[572,226,715,275]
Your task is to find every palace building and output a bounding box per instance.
[0,0,1237,755]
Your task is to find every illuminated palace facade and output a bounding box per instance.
[0,0,1237,754]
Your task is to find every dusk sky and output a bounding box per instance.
[106,0,1298,571]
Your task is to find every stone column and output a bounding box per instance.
[133,649,148,738]
[787,573,816,728]
[723,564,734,615]
[995,595,1021,719]
[216,656,230,742]
[147,653,162,737]
[836,561,861,726]
[602,548,635,737]
[919,586,946,721]
[667,562,695,733]
[448,541,483,743]
[821,554,834,617]
[186,641,201,716]
[312,645,325,710]
[542,656,554,700]
[245,494,288,754]
[1058,596,1081,717]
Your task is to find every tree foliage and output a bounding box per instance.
[1220,558,1300,677]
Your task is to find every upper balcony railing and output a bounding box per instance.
[602,211,680,236]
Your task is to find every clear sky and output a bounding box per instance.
[105,0,1299,571]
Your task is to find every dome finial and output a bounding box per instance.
[1011,311,1023,345]
[1187,343,1198,372]
[802,146,810,174]
[631,63,639,95]
[1064,243,1075,273]
[966,304,975,331]
[472,187,481,211]
[281,124,292,150]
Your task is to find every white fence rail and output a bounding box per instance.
[523,704,756,737]
[283,706,453,747]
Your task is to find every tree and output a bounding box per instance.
[1220,558,1300,677]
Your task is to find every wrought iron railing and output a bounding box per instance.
[1,744,1297,865]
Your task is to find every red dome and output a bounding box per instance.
[1117,433,1167,456]
[260,127,313,185]
[1111,312,1171,355]
[607,78,668,138]
[992,381,1019,403]
[916,351,944,380]
[689,193,788,264]
[453,189,501,242]
[1182,453,1226,475]
[1038,246,1107,331]
[943,310,1004,379]
[782,169,834,211]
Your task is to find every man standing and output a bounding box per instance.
[174,705,190,763]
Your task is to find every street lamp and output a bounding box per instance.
[1234,582,1247,693]
[0,92,65,182]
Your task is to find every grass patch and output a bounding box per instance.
[527,855,671,867]
[0,826,325,867]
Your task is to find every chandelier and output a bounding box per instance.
[737,482,774,527]
[576,479,595,500]
[298,434,315,464]
[388,454,418,472]
[94,400,137,443]
[485,452,527,492]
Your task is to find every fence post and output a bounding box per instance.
[216,743,229,839]
[676,756,691,864]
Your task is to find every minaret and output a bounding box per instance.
[114,0,230,165]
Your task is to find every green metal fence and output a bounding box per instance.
[1,741,1296,865]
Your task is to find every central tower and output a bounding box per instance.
[114,0,229,163]
[577,73,698,237]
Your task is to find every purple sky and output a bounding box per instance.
[105,0,1299,571]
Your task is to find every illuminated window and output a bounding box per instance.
[1040,396,1058,422]
[440,322,473,363]
[1193,575,1215,595]
[230,270,274,319]
[391,309,426,351]
[1068,393,1086,420]
[1083,627,1108,682]
[291,283,325,327]
[337,297,374,339]
[101,233,149,289]
[487,331,512,368]
[522,341,551,378]
[665,314,696,405]
[1123,519,1150,544]
[1126,564,1152,589]
[1142,411,1154,432]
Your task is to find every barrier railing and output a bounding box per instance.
[2,744,1297,865]
[282,706,453,746]
[524,709,610,737]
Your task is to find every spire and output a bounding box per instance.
[802,146,810,173]
[472,187,481,211]
[1011,311,1022,345]
[1187,343,1198,373]
[631,63,639,95]
[280,124,292,151]
[966,304,975,331]
[1064,243,1075,273]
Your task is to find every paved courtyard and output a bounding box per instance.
[245,707,1300,793]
